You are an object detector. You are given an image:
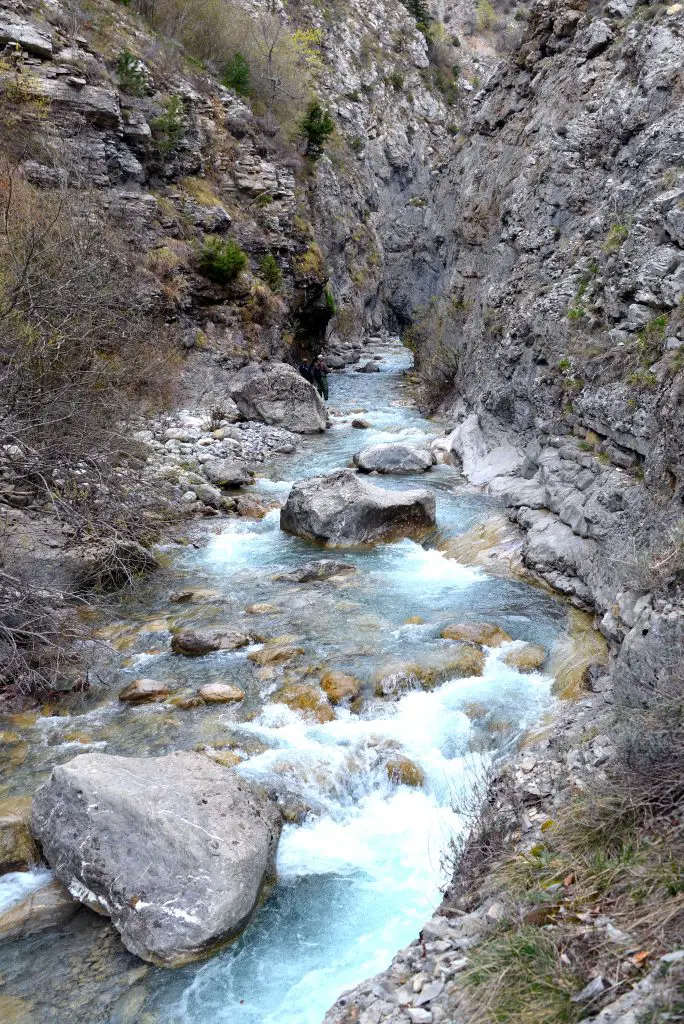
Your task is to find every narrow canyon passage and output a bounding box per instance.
[0,343,569,1022]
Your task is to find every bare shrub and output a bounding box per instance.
[0,564,86,702]
[617,520,684,593]
[0,162,180,698]
[0,164,177,484]
[443,755,522,905]
[403,295,463,411]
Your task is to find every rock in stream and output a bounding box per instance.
[280,468,436,545]
[31,751,282,967]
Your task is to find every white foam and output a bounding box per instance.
[0,868,53,913]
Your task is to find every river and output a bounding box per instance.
[0,340,568,1023]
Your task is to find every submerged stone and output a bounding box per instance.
[274,559,356,583]
[440,622,512,647]
[502,643,547,673]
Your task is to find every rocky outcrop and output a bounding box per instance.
[230,363,327,433]
[31,751,282,966]
[280,468,436,545]
[353,442,436,474]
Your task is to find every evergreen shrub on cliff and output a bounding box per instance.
[300,101,334,160]
[199,236,248,282]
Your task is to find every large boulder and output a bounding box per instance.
[203,457,253,487]
[353,442,436,474]
[280,469,436,546]
[31,751,282,967]
[230,363,326,433]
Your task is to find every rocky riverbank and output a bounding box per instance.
[323,404,684,1024]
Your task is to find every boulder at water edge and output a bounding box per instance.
[280,469,436,545]
[353,442,436,474]
[230,362,326,433]
[31,751,282,967]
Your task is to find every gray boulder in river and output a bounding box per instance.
[280,468,436,545]
[353,442,436,474]
[31,751,282,967]
[230,362,326,433]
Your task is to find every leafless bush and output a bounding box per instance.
[403,295,463,411]
[0,163,177,499]
[443,755,522,905]
[203,403,227,431]
[0,162,181,698]
[614,656,684,818]
[0,565,87,702]
[617,521,684,594]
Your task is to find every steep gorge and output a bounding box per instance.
[0,0,683,1018]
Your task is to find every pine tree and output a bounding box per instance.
[300,101,334,161]
[401,0,432,31]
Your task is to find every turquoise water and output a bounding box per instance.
[0,341,565,1023]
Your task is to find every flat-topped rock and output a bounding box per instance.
[230,363,326,433]
[280,469,436,546]
[203,457,253,487]
[198,683,245,703]
[353,442,436,474]
[118,678,171,704]
[171,628,252,656]
[274,559,356,583]
[440,622,513,647]
[0,15,53,57]
[31,751,282,966]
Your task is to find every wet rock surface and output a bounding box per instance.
[31,751,282,966]
[353,442,436,474]
[280,468,436,546]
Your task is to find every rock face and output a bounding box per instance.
[230,363,327,434]
[353,442,436,474]
[280,469,436,546]
[31,751,282,966]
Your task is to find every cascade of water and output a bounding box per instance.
[0,341,564,1023]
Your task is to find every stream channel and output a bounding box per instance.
[0,341,569,1023]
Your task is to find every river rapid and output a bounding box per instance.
[0,341,569,1023]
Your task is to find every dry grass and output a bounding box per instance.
[463,927,582,1024]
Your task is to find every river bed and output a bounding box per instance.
[0,341,568,1023]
